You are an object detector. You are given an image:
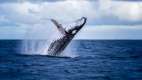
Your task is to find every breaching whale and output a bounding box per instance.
[47,17,87,56]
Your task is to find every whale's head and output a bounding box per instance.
[65,17,87,35]
[51,17,87,36]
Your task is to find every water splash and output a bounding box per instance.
[61,44,79,58]
[20,20,77,58]
[20,40,49,55]
[20,40,78,58]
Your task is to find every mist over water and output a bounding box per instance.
[20,20,77,57]
[20,40,49,55]
[20,40,78,58]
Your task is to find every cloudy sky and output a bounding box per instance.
[0,0,142,39]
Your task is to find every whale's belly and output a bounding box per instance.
[47,36,73,56]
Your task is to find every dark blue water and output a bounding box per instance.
[0,40,142,80]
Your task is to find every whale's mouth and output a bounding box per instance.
[65,17,87,33]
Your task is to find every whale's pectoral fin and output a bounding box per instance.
[51,19,66,35]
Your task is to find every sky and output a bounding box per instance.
[0,0,142,39]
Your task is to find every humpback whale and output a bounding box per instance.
[47,17,87,56]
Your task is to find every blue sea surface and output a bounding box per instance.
[0,40,142,80]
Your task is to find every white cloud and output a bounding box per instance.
[98,0,142,21]
[0,0,142,26]
[0,0,96,39]
[112,1,142,21]
[0,0,92,39]
[0,0,96,25]
[0,0,142,39]
[33,0,96,23]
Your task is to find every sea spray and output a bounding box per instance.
[20,40,48,55]
[20,19,77,57]
[20,39,77,58]
[20,20,54,55]
[60,41,79,58]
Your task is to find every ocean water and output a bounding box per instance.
[0,40,142,80]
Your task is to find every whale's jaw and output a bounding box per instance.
[47,17,87,56]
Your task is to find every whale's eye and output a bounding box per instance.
[72,30,77,34]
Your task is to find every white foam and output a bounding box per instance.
[19,19,78,58]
